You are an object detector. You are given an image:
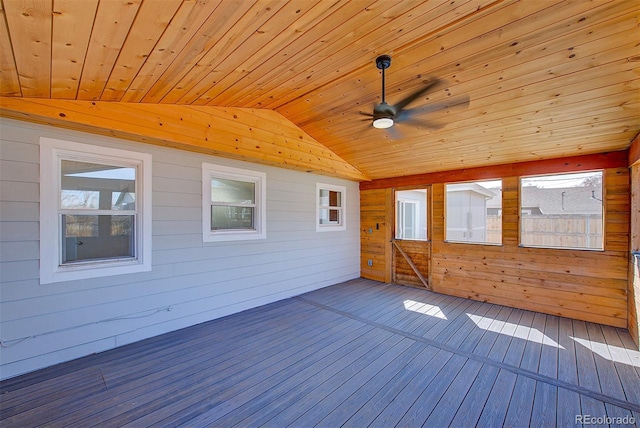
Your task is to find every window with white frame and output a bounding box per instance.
[40,137,152,284]
[317,183,346,231]
[202,163,266,242]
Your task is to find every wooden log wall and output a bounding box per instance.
[361,152,631,328]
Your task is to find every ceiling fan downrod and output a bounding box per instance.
[376,55,391,105]
[372,55,395,129]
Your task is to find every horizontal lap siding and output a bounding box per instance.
[0,118,360,380]
[431,171,629,328]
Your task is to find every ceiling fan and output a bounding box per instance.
[360,55,468,130]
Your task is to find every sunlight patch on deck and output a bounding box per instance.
[572,337,640,367]
[467,313,564,349]
[403,300,447,320]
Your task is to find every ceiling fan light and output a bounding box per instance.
[373,117,394,129]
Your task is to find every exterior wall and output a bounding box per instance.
[0,118,360,380]
[361,161,630,328]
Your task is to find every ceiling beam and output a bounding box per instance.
[360,151,629,190]
[0,97,368,181]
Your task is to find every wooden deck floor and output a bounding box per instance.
[1,278,639,427]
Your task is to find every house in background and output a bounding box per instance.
[520,175,604,249]
[0,0,639,384]
[445,182,497,244]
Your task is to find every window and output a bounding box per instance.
[520,171,603,250]
[445,180,502,244]
[317,183,346,231]
[396,189,428,240]
[40,138,152,284]
[202,163,266,241]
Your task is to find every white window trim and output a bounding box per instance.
[202,163,266,242]
[316,183,346,232]
[39,137,152,284]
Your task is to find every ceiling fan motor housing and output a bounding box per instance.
[376,55,391,70]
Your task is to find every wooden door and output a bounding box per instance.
[393,187,431,288]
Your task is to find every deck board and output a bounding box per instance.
[372,349,457,427]
[1,279,639,427]
[476,369,518,427]
[423,358,485,427]
[539,313,560,378]
[557,388,582,426]
[139,326,395,427]
[531,382,557,426]
[298,341,426,427]
[503,375,536,427]
[448,364,500,427]
[341,345,441,427]
[287,337,414,427]
[1,299,315,420]
[236,329,399,427]
[397,353,470,426]
[108,317,368,426]
[203,321,377,427]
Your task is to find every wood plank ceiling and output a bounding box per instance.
[1,0,638,181]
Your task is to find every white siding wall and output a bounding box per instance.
[0,118,360,380]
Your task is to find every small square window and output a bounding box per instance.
[202,163,266,242]
[317,184,346,231]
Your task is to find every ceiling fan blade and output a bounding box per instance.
[399,117,446,130]
[396,94,470,122]
[391,78,441,113]
[359,111,374,117]
[386,125,403,140]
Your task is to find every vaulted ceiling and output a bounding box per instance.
[1,0,638,181]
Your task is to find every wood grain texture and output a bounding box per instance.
[361,159,630,328]
[630,133,640,167]
[360,151,629,190]
[0,98,367,180]
[393,239,430,288]
[0,0,637,180]
[360,188,391,282]
[0,2,21,97]
[50,0,98,99]
[2,279,639,426]
[76,0,142,101]
[630,162,640,349]
[3,0,52,97]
